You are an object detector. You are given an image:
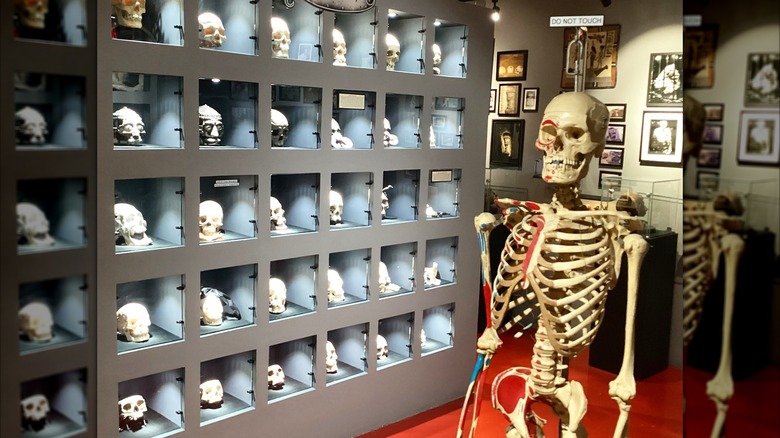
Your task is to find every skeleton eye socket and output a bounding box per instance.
[122,403,132,410]
[200,215,207,223]
[26,402,34,410]
[565,128,586,141]
[268,370,274,376]
[539,126,556,143]
[135,400,144,407]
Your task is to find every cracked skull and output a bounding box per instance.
[200,291,223,326]
[15,0,48,29]
[114,203,152,246]
[15,106,48,145]
[112,0,145,29]
[19,302,54,342]
[268,364,285,389]
[271,17,291,58]
[329,190,344,225]
[113,107,145,146]
[118,395,147,422]
[376,334,388,360]
[116,303,151,342]
[199,200,224,242]
[199,379,224,407]
[331,119,353,148]
[21,394,49,425]
[535,92,608,185]
[271,109,289,147]
[327,268,345,302]
[386,33,400,71]
[198,105,224,146]
[269,277,287,314]
[16,202,54,246]
[333,28,347,66]
[325,341,338,373]
[198,12,226,48]
[270,196,287,230]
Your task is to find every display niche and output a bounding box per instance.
[330,172,372,229]
[199,79,258,150]
[17,177,87,254]
[19,275,88,355]
[384,93,422,149]
[199,175,257,244]
[381,169,420,223]
[432,19,468,78]
[20,368,87,438]
[377,312,414,369]
[268,336,316,403]
[423,236,458,289]
[199,350,256,426]
[12,0,87,46]
[110,0,183,46]
[326,323,369,386]
[271,84,322,150]
[431,96,464,149]
[426,169,461,219]
[386,10,424,75]
[421,303,454,356]
[200,264,257,336]
[112,72,183,150]
[269,255,317,321]
[327,248,370,308]
[197,1,256,56]
[117,369,184,437]
[270,173,319,235]
[333,9,377,69]
[114,177,184,252]
[332,89,376,150]
[116,274,184,354]
[14,72,86,150]
[271,0,322,62]
[378,242,416,299]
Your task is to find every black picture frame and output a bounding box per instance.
[598,170,622,190]
[703,124,723,145]
[489,89,496,112]
[697,147,722,168]
[522,88,539,112]
[695,170,720,190]
[495,50,528,81]
[606,124,625,145]
[646,52,684,107]
[497,84,521,117]
[489,119,524,169]
[606,103,627,122]
[599,147,625,168]
[737,111,780,165]
[745,53,780,107]
[702,103,724,121]
[639,111,684,167]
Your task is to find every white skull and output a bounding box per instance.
[198,12,226,48]
[380,185,392,218]
[116,303,151,342]
[331,119,353,149]
[424,262,442,286]
[18,302,54,342]
[270,196,288,230]
[329,190,344,225]
[271,109,289,147]
[15,106,48,145]
[378,261,401,294]
[376,334,388,360]
[113,107,145,146]
[383,118,399,147]
[21,394,50,425]
[535,92,609,185]
[114,203,153,246]
[386,34,400,71]
[327,268,345,302]
[198,105,223,146]
[14,0,48,29]
[425,204,441,218]
[199,200,224,242]
[112,0,145,29]
[269,277,287,314]
[333,28,347,66]
[432,43,442,75]
[118,395,147,421]
[268,364,285,389]
[325,341,338,373]
[420,329,427,348]
[16,202,55,246]
[429,125,436,148]
[199,379,224,407]
[271,17,291,58]
[200,292,223,326]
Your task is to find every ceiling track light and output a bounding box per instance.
[491,0,500,22]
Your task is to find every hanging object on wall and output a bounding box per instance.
[303,0,375,13]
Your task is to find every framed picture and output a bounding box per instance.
[489,89,497,112]
[647,53,683,106]
[696,170,720,190]
[522,88,539,112]
[703,124,723,144]
[495,50,528,81]
[606,103,626,122]
[599,147,625,168]
[431,115,446,128]
[490,119,525,169]
[683,25,718,89]
[745,53,780,106]
[561,25,620,89]
[737,111,780,166]
[598,170,622,190]
[639,111,684,167]
[434,97,462,111]
[702,103,724,121]
[497,83,521,117]
[606,124,625,145]
[697,147,722,168]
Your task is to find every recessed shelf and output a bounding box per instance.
[332,89,377,150]
[13,0,87,46]
[114,178,185,253]
[381,170,420,224]
[200,264,257,336]
[199,79,258,150]
[271,84,322,150]
[379,242,416,299]
[199,350,255,426]
[198,1,257,56]
[117,369,184,437]
[112,73,183,150]
[427,168,461,219]
[18,275,88,355]
[386,10,425,75]
[20,368,88,437]
[385,93,422,149]
[199,175,258,244]
[268,336,316,403]
[269,255,318,322]
[17,178,87,254]
[433,19,468,78]
[422,303,455,356]
[424,236,458,289]
[333,10,377,69]
[431,96,465,149]
[111,0,183,46]
[328,248,371,308]
[270,173,320,235]
[326,323,369,386]
[116,274,185,354]
[270,0,322,62]
[377,312,414,369]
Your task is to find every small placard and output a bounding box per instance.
[337,93,366,110]
[430,170,453,183]
[214,179,239,188]
[549,15,604,27]
[683,15,702,27]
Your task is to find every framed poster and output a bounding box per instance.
[683,25,718,89]
[697,147,722,168]
[745,53,780,106]
[737,111,780,166]
[497,83,521,117]
[561,24,620,89]
[599,147,625,168]
[647,53,683,106]
[606,103,626,122]
[598,170,622,190]
[522,88,539,112]
[489,89,497,112]
[489,119,524,169]
[496,50,528,81]
[606,124,625,145]
[703,124,723,144]
[639,111,683,167]
[702,103,724,121]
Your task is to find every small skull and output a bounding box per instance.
[20,394,49,431]
[199,105,224,146]
[271,109,289,147]
[16,202,55,246]
[198,12,226,48]
[268,364,285,389]
[18,302,54,342]
[616,192,648,217]
[270,196,288,230]
[114,203,153,246]
[386,34,401,71]
[271,17,291,58]
[432,43,442,75]
[420,329,427,348]
[424,262,442,286]
[14,0,48,29]
[329,190,344,225]
[199,200,224,242]
[113,107,146,146]
[112,0,145,29]
[269,277,287,314]
[376,334,388,360]
[200,292,224,326]
[333,28,347,66]
[380,185,392,219]
[199,379,224,408]
[325,341,338,373]
[15,106,48,145]
[383,118,399,147]
[327,268,345,302]
[118,395,147,432]
[116,303,151,342]
[331,119,353,149]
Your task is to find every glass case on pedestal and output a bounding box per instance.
[271,84,322,149]
[600,176,681,236]
[330,172,372,228]
[271,0,322,62]
[332,89,376,150]
[110,0,183,45]
[199,175,258,243]
[199,350,256,425]
[432,19,468,78]
[116,275,184,354]
[19,275,88,355]
[697,177,779,232]
[200,264,257,336]
[325,323,369,386]
[269,255,317,321]
[327,248,370,308]
[268,336,316,403]
[381,169,420,223]
[377,312,413,369]
[13,0,87,46]
[17,177,87,254]
[421,303,455,356]
[199,79,258,149]
[386,9,424,74]
[20,368,87,437]
[431,96,464,149]
[384,93,422,149]
[117,369,184,437]
[112,73,183,150]
[114,177,184,252]
[197,0,256,55]
[379,242,416,299]
[270,173,319,234]
[426,168,461,219]
[423,236,458,289]
[332,9,377,69]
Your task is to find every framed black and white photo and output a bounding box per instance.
[696,170,720,191]
[647,53,683,106]
[561,25,620,89]
[598,170,622,190]
[489,89,496,112]
[737,111,780,166]
[522,88,539,112]
[683,25,718,89]
[639,111,683,167]
[703,124,723,144]
[489,119,524,169]
[497,83,521,117]
[745,53,780,107]
[697,147,722,168]
[606,124,625,145]
[496,50,528,81]
[599,147,624,168]
[606,103,627,122]
[702,103,724,122]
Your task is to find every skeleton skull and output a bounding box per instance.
[15,106,48,145]
[268,364,285,389]
[271,17,291,58]
[432,43,442,75]
[383,118,399,147]
[535,92,609,185]
[200,292,224,326]
[378,261,400,294]
[21,394,49,431]
[198,12,226,48]
[198,104,224,146]
[112,0,145,29]
[270,196,288,230]
[380,185,392,219]
[376,334,388,360]
[114,203,153,246]
[113,107,146,146]
[331,119,353,149]
[271,109,289,147]
[14,0,48,29]
[329,190,344,225]
[333,29,347,66]
[116,303,151,342]
[386,34,401,71]
[327,268,346,302]
[325,341,338,373]
[18,302,54,342]
[199,200,224,242]
[199,379,224,408]
[16,202,55,246]
[118,395,147,431]
[424,262,442,286]
[269,277,287,314]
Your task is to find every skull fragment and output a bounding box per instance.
[424,262,442,286]
[20,394,49,431]
[333,28,347,66]
[271,109,289,147]
[383,118,399,147]
[329,190,344,225]
[19,302,54,342]
[198,104,224,146]
[327,268,346,302]
[199,379,224,408]
[268,364,285,389]
[269,277,287,314]
[114,203,153,246]
[325,341,338,373]
[331,119,353,149]
[271,17,291,58]
[113,107,146,146]
[198,12,226,48]
[16,202,55,246]
[14,0,48,29]
[270,196,288,230]
[378,261,400,294]
[116,302,151,342]
[386,34,401,71]
[200,291,224,326]
[432,43,442,75]
[376,334,388,360]
[118,395,147,432]
[199,200,224,242]
[15,106,48,145]
[112,0,145,29]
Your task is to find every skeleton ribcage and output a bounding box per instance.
[681,212,715,346]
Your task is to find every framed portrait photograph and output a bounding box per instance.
[737,111,780,166]
[496,50,528,81]
[697,147,722,168]
[696,170,720,191]
[598,170,622,190]
[489,89,497,112]
[606,124,626,145]
[745,53,780,106]
[599,147,625,168]
[606,103,627,122]
[490,119,525,169]
[639,111,684,167]
[522,88,539,112]
[702,103,724,121]
[647,53,683,106]
[703,124,723,144]
[497,83,521,117]
[561,25,620,89]
[683,25,718,89]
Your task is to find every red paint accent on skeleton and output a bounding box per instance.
[522,216,546,275]
[493,370,530,414]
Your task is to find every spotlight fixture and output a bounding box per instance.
[490,0,500,22]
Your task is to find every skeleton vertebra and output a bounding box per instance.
[21,394,49,431]
[16,202,55,246]
[268,364,285,389]
[198,105,224,146]
[15,106,48,145]
[327,268,346,302]
[331,119,353,149]
[113,107,145,146]
[386,34,400,71]
[269,277,287,314]
[116,303,151,342]
[329,190,344,225]
[199,200,224,242]
[271,17,291,58]
[270,196,288,230]
[114,203,152,246]
[15,0,48,29]
[118,394,147,432]
[19,302,54,342]
[325,341,338,373]
[200,379,224,408]
[198,12,226,48]
[112,0,145,29]
[333,29,347,66]
[271,109,289,147]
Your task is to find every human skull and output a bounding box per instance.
[616,192,648,217]
[271,17,291,58]
[199,379,224,408]
[432,43,442,75]
[16,202,55,246]
[200,292,224,326]
[420,329,427,348]
[383,118,399,146]
[112,0,145,29]
[535,92,608,185]
[114,203,153,246]
[116,303,151,342]
[270,196,288,230]
[118,395,147,428]
[331,119,353,149]
[426,204,442,218]
[378,261,400,294]
[21,394,49,430]
[18,302,54,342]
[268,364,285,389]
[198,105,223,146]
[424,262,442,286]
[329,190,344,225]
[386,34,400,71]
[325,341,338,373]
[113,107,146,146]
[271,109,289,147]
[14,0,48,29]
[198,12,226,48]
[333,28,347,66]
[15,106,48,145]
[376,334,388,360]
[327,268,345,302]
[380,185,392,218]
[269,277,287,314]
[199,200,224,242]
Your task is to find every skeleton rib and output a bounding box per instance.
[535,260,612,289]
[538,247,609,271]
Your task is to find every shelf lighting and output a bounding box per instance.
[211,78,221,83]
[491,0,500,22]
[388,10,397,18]
[434,19,442,27]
